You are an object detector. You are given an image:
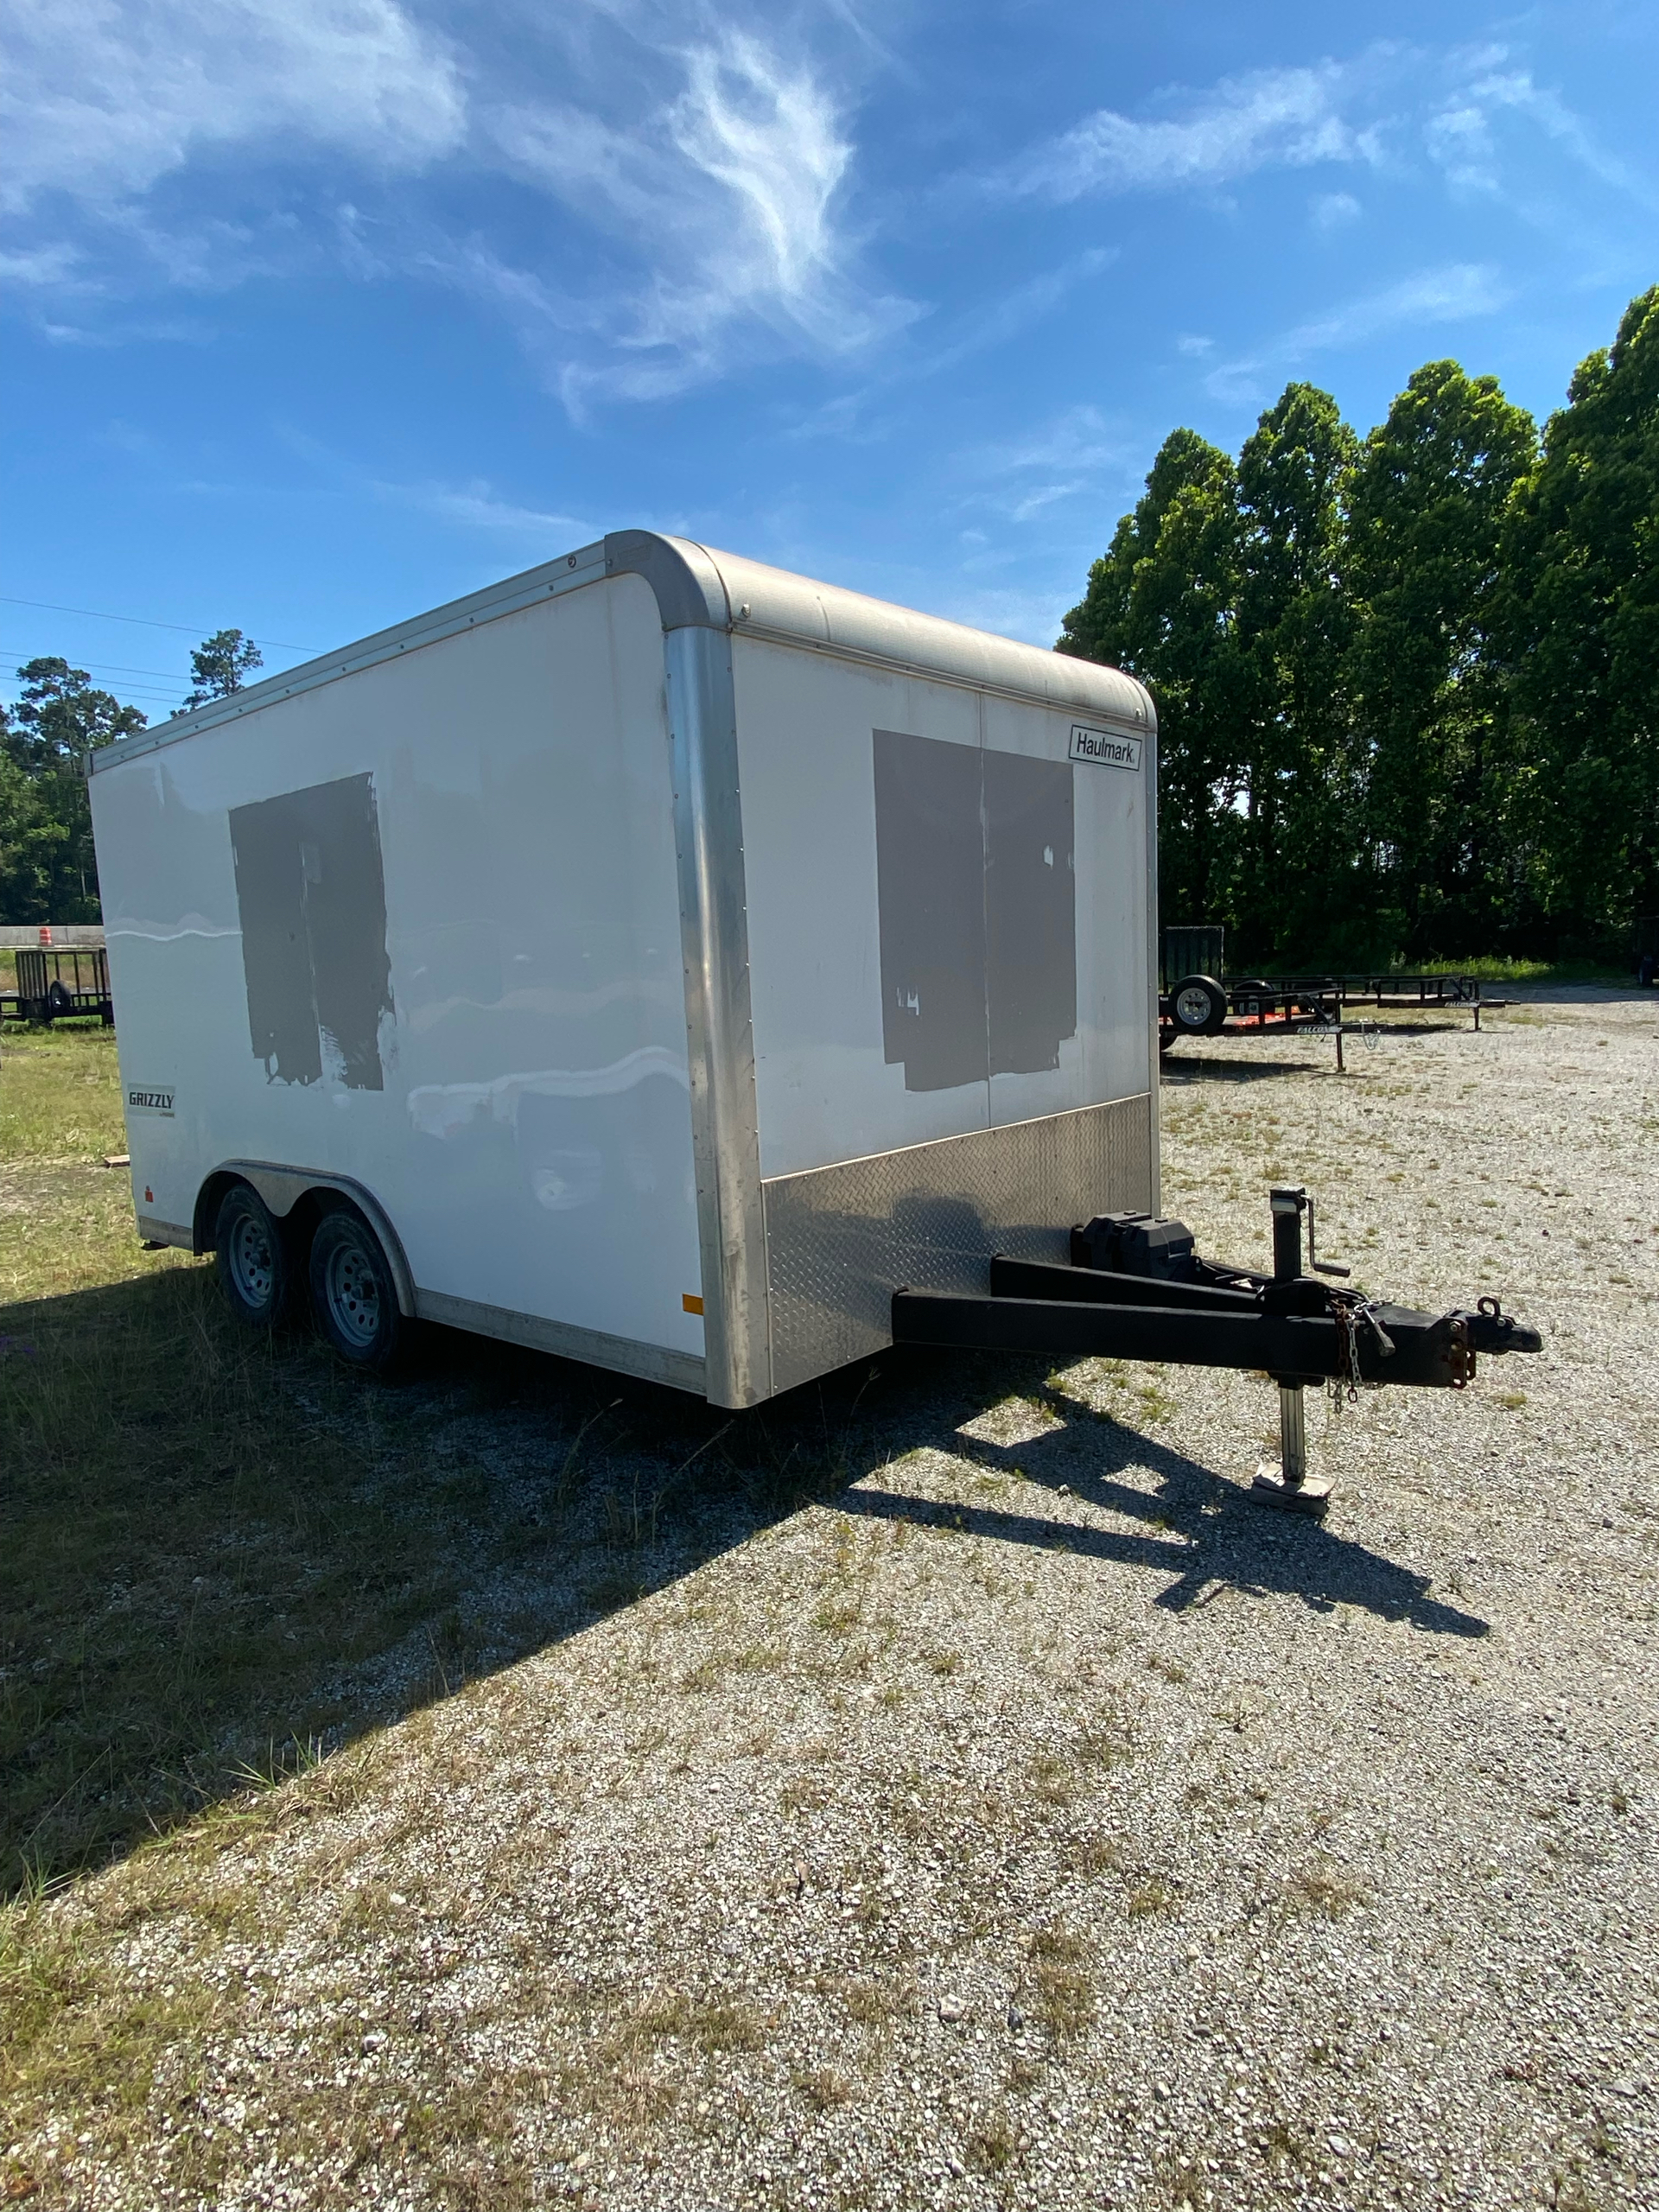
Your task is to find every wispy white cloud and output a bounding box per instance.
[378,477,595,543]
[0,0,465,215]
[482,29,911,406]
[0,3,902,408]
[952,404,1136,527]
[1312,190,1362,231]
[1427,63,1659,210]
[781,249,1113,445]
[988,40,1656,232]
[1203,263,1511,405]
[996,60,1370,204]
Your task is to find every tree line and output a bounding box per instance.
[1058,284,1659,970]
[0,631,262,923]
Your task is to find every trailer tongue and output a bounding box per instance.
[892,1184,1541,1517]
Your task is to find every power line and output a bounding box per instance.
[0,594,320,652]
[0,647,190,681]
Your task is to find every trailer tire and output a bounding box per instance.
[308,1206,406,1374]
[46,978,74,1017]
[1169,974,1227,1036]
[214,1183,296,1331]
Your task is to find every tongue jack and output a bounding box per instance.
[1254,1186,1335,1516]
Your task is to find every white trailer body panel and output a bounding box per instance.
[93,569,706,1387]
[90,532,1158,1408]
[733,634,1152,1177]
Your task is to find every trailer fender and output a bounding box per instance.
[194,1163,417,1319]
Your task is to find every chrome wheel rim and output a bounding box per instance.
[1174,984,1213,1027]
[324,1238,382,1348]
[227,1212,276,1308]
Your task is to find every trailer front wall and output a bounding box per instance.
[92,572,706,1382]
[731,634,1156,1391]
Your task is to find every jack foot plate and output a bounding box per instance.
[1250,1463,1334,1518]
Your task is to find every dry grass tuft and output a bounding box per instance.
[1025,1926,1094,2037]
[1288,1859,1370,1920]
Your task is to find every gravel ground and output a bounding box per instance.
[9,988,1658,2211]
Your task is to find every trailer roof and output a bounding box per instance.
[90,532,1151,772]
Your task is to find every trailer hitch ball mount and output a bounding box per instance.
[890,1184,1542,1520]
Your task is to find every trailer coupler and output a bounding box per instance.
[891,1185,1541,1519]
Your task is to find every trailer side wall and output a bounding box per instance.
[92,572,706,1386]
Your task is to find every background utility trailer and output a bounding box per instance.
[88,532,1162,1410]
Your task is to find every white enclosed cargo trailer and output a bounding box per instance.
[88,533,1160,1408]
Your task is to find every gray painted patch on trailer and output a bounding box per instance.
[229,773,392,1089]
[984,746,1075,1077]
[874,729,1076,1095]
[874,728,986,1093]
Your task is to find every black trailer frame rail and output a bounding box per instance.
[892,1187,1541,1516]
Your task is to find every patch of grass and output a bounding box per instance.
[964,2110,1015,2173]
[622,1989,767,2054]
[0,1886,230,2160]
[835,1975,908,2025]
[1288,1859,1370,1920]
[0,1027,130,1171]
[795,2065,856,2111]
[1065,1833,1128,1877]
[1025,1927,1094,2038]
[1123,1876,1180,1917]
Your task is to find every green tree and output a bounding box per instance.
[1058,428,1251,931]
[0,660,148,921]
[1502,285,1659,953]
[1232,383,1360,964]
[1344,361,1536,958]
[181,628,262,711]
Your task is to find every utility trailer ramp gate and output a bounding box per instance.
[89,533,1160,1408]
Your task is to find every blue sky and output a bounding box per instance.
[3,1,1656,714]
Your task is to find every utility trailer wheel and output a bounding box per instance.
[1169,973,1228,1036]
[308,1207,406,1373]
[214,1183,296,1331]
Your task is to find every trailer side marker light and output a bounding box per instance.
[683,1294,704,1315]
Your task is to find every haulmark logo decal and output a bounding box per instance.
[1069,724,1143,772]
[127,1086,175,1116]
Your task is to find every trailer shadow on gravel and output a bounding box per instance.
[2,1268,1483,1898]
[842,1356,1489,1640]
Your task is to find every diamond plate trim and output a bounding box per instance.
[761,1093,1154,1395]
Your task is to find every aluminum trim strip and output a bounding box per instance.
[664,624,770,1408]
[1143,703,1162,1213]
[415,1289,707,1395]
[727,621,1151,728]
[137,1214,193,1249]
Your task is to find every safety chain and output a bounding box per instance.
[1325,1287,1395,1411]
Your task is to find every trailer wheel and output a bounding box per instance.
[1169,973,1227,1036]
[214,1183,296,1331]
[308,1207,405,1373]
